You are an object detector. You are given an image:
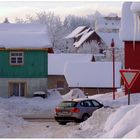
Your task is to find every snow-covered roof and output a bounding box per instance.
[64,62,121,88]
[0,23,52,48]
[65,26,86,39]
[75,28,91,38]
[119,2,140,41]
[98,32,124,48]
[74,31,94,48]
[48,53,93,75]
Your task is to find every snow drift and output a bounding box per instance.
[68,107,116,138]
[0,108,27,137]
[62,88,85,100]
[103,103,140,138]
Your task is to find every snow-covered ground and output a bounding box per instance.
[0,88,140,138]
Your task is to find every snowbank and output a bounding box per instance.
[0,108,27,137]
[124,125,140,138]
[47,89,63,100]
[91,92,140,107]
[104,105,135,132]
[103,103,140,138]
[0,90,62,119]
[68,92,140,138]
[1,88,140,138]
[69,108,115,138]
[62,88,85,100]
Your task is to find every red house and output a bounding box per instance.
[120,2,140,94]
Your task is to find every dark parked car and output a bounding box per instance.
[54,98,104,125]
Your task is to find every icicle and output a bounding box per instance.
[133,14,137,52]
[138,15,140,32]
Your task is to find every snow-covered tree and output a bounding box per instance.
[14,11,103,53]
[67,40,102,54]
[77,41,100,54]
[15,12,67,52]
[103,47,124,67]
[63,15,93,31]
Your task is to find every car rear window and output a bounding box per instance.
[59,101,77,108]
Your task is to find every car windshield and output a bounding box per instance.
[59,101,77,108]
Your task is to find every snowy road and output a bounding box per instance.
[3,107,114,138]
[24,118,55,122]
[2,120,78,138]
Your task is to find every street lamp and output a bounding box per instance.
[111,38,115,100]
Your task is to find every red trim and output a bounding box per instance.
[120,69,140,89]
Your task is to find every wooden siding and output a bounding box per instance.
[48,75,69,95]
[125,41,140,94]
[0,50,48,78]
[48,75,114,95]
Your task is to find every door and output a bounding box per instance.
[80,100,94,116]
[9,82,26,97]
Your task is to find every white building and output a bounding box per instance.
[95,16,121,33]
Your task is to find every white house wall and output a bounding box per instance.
[0,78,47,98]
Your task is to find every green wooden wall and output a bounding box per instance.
[0,50,48,78]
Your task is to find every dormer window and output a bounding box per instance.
[10,52,24,65]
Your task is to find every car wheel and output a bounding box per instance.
[82,114,90,121]
[58,122,67,125]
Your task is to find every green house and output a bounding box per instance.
[0,24,53,97]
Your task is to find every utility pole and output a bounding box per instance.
[111,38,115,100]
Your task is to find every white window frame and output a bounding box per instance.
[10,51,24,65]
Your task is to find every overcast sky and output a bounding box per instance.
[0,1,123,22]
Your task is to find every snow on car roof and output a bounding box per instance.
[62,98,89,102]
[0,23,52,48]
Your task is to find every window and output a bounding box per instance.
[80,101,93,107]
[9,82,26,97]
[91,100,100,107]
[10,52,24,65]
[59,101,77,108]
[57,81,64,89]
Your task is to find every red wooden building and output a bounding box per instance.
[125,42,140,93]
[120,2,140,94]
